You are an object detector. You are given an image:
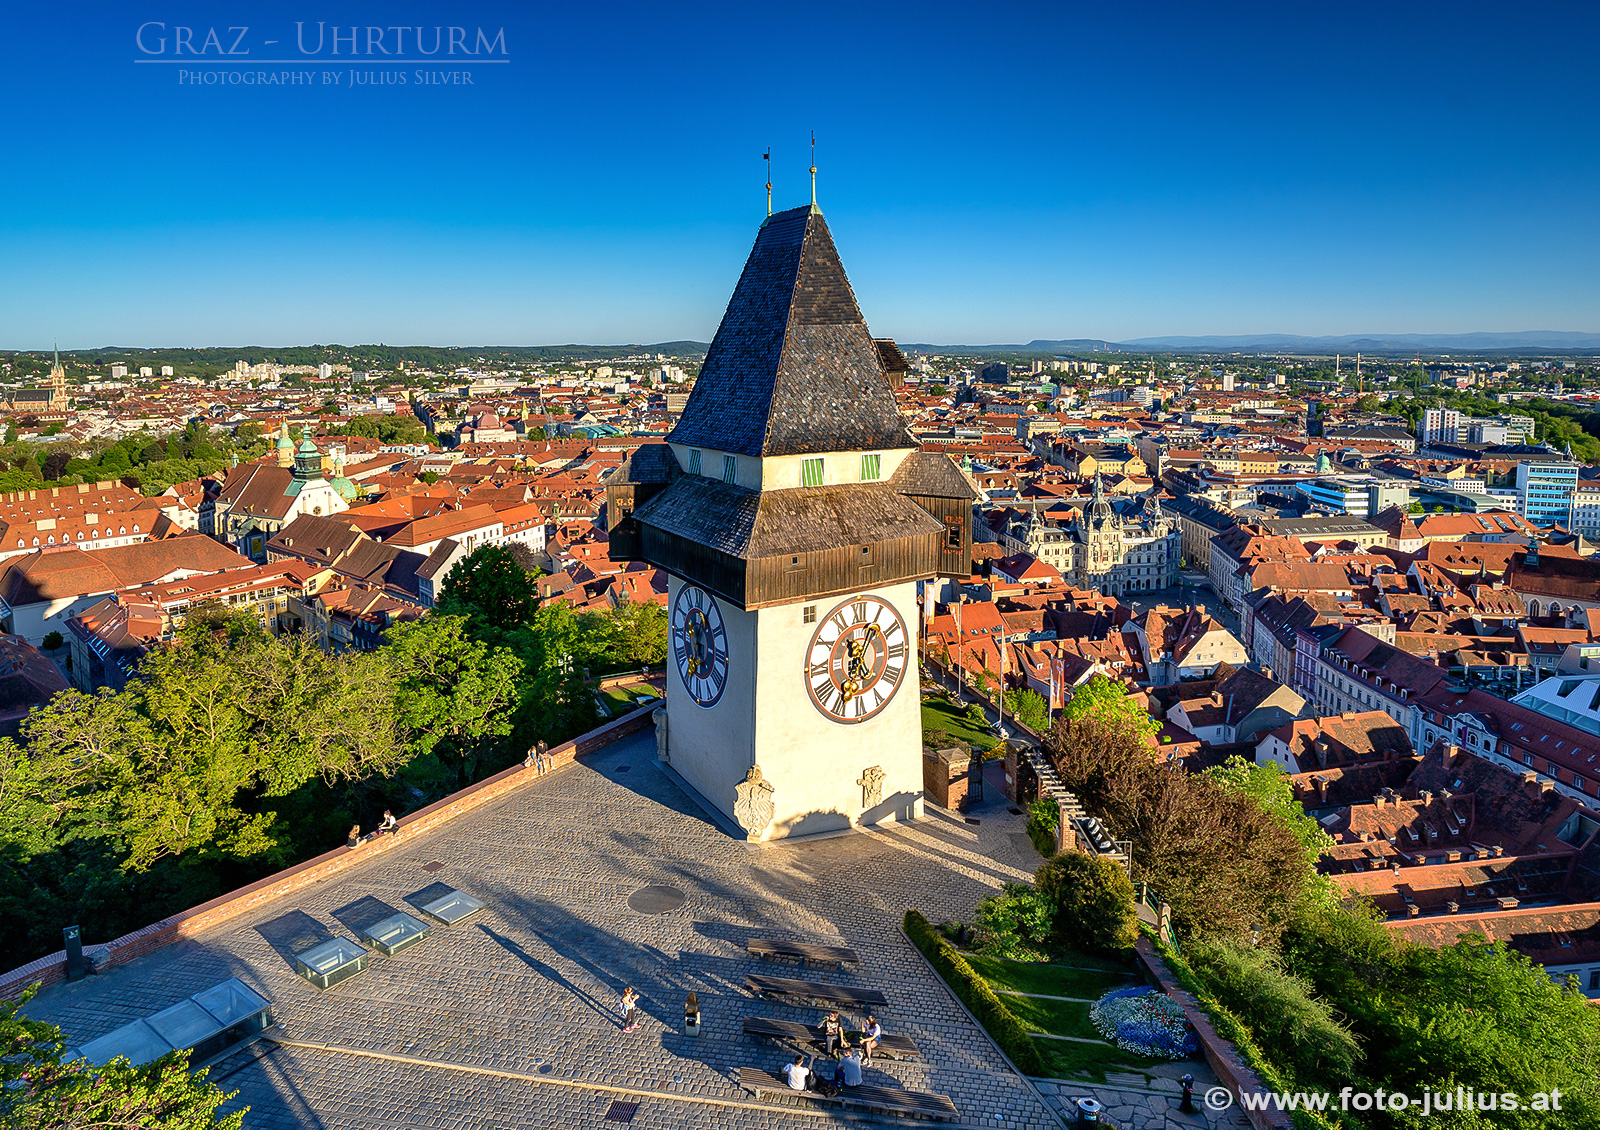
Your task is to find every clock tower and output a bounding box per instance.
[606,204,974,841]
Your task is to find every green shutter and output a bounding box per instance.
[861,453,881,481]
[802,458,824,487]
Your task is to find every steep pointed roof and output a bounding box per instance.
[668,206,915,459]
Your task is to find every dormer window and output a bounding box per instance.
[802,457,824,488]
[687,449,702,475]
[861,453,882,481]
[722,455,738,485]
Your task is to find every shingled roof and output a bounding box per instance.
[634,476,941,561]
[667,206,916,458]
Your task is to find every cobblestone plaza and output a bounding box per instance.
[24,730,1240,1130]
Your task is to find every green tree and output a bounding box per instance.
[1003,688,1049,733]
[1060,674,1157,742]
[1033,849,1139,954]
[1,986,245,1129]
[1205,756,1336,905]
[972,882,1054,960]
[385,615,523,791]
[438,545,538,630]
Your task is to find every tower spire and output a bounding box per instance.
[809,131,817,208]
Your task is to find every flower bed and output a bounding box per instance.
[1089,985,1198,1059]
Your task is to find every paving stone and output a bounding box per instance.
[25,732,1068,1129]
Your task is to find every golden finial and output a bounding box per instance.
[809,131,817,207]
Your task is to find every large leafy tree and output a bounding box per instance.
[1045,678,1309,942]
[438,545,538,630]
[386,615,523,790]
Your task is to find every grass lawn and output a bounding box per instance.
[1032,1038,1171,1082]
[599,686,656,716]
[1002,995,1098,1041]
[921,696,999,753]
[965,954,1139,999]
[964,950,1184,1082]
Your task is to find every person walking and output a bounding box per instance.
[618,987,641,1032]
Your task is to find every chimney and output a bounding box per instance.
[1418,789,1433,803]
[1407,903,1420,917]
[1373,794,1387,809]
[1522,770,1538,785]
[1312,773,1328,802]
[1447,901,1460,914]
[1492,844,1504,857]
[1497,896,1519,910]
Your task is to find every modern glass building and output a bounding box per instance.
[1516,459,1578,528]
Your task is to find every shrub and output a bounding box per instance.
[1025,797,1059,857]
[972,882,1053,960]
[1149,932,1340,1130]
[904,910,1045,1075]
[1184,936,1360,1080]
[1035,849,1139,955]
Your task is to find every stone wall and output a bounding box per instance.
[1134,937,1292,1130]
[0,708,656,1002]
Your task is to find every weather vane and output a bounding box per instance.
[763,148,772,216]
[809,131,817,207]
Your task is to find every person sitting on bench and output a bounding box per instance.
[782,1053,814,1091]
[838,1046,863,1088]
[861,1014,882,1063]
[821,1011,844,1057]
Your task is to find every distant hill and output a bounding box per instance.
[897,339,1116,355]
[1112,331,1600,354]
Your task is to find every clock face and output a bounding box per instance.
[805,594,910,724]
[672,584,728,708]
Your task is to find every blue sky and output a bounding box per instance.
[3,1,1598,349]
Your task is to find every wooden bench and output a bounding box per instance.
[742,1016,920,1060]
[747,937,861,970]
[744,973,887,1010]
[738,1067,958,1121]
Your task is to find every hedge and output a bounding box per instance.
[904,909,1046,1076]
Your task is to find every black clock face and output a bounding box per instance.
[805,595,909,724]
[672,584,728,707]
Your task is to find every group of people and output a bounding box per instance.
[346,810,399,847]
[782,1011,883,1096]
[615,989,884,1097]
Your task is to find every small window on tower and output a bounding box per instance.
[722,455,738,484]
[803,605,817,624]
[688,449,702,475]
[861,453,881,481]
[802,457,824,487]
